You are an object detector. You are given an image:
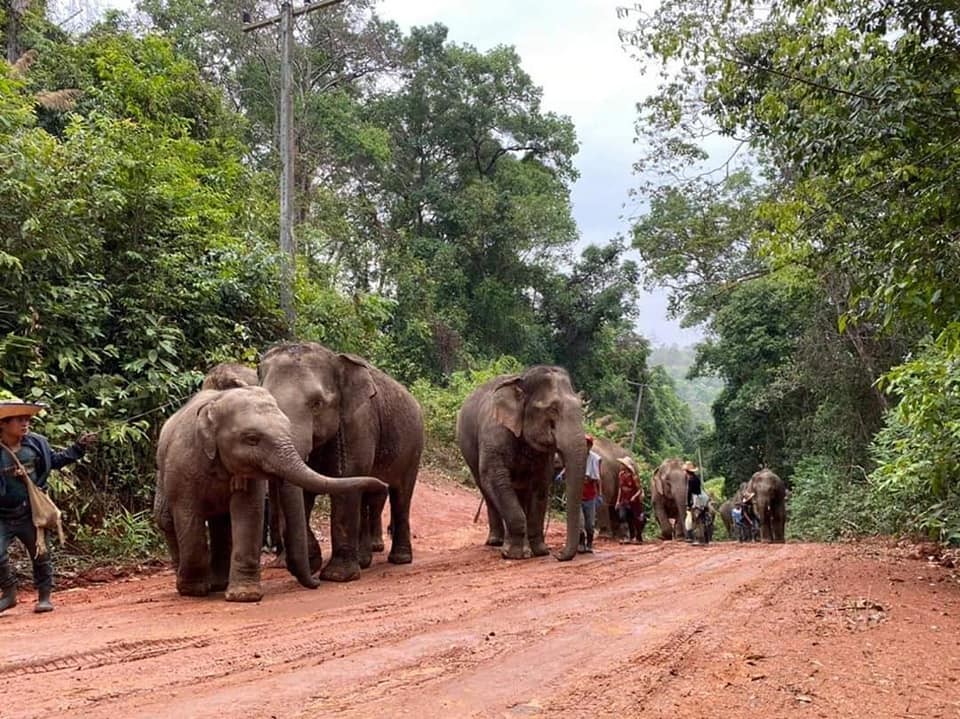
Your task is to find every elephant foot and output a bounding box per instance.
[500,542,531,560]
[209,577,229,593]
[177,583,209,597]
[371,539,385,553]
[358,550,373,570]
[308,550,324,575]
[485,535,504,547]
[320,557,361,582]
[529,540,550,557]
[225,583,263,602]
[388,547,412,565]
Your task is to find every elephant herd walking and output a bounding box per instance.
[155,354,787,603]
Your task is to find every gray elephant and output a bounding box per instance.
[201,362,258,390]
[259,342,424,582]
[154,386,386,601]
[651,458,687,540]
[744,469,786,542]
[456,366,587,561]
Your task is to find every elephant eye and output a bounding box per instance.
[242,433,261,445]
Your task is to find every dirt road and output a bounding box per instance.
[2,472,959,719]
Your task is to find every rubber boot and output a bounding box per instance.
[34,587,53,613]
[0,583,16,613]
[585,529,594,553]
[577,531,587,554]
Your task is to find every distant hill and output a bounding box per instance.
[649,344,723,428]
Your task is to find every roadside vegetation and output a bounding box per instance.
[1,0,957,561]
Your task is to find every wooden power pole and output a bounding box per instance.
[242,0,346,334]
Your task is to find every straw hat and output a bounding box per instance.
[0,394,46,421]
[617,456,637,475]
[682,461,699,473]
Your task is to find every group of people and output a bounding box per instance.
[573,440,716,551]
[573,434,646,553]
[0,394,96,615]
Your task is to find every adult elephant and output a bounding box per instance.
[651,458,687,540]
[591,436,630,538]
[259,342,424,582]
[744,469,787,542]
[154,386,385,601]
[457,365,586,561]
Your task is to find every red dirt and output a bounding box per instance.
[2,471,959,719]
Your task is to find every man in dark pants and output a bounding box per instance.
[0,395,96,613]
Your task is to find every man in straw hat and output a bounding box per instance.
[615,456,645,543]
[0,392,97,613]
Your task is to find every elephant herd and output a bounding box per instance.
[154,353,787,603]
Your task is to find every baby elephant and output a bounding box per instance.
[155,386,386,602]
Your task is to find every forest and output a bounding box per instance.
[1,0,958,558]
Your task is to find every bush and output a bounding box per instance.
[410,355,522,475]
[786,455,874,541]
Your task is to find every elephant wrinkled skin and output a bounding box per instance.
[154,386,386,601]
[745,469,787,542]
[456,366,587,561]
[651,458,688,540]
[259,342,424,583]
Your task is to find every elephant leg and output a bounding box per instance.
[481,483,505,547]
[268,480,284,555]
[321,494,362,582]
[654,503,673,541]
[487,469,529,560]
[525,473,550,557]
[208,514,232,592]
[773,507,786,542]
[225,481,266,602]
[302,491,324,574]
[359,489,388,569]
[387,470,415,565]
[156,501,180,571]
[369,490,387,554]
[173,508,210,597]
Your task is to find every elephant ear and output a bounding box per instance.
[338,353,377,422]
[491,375,524,438]
[195,397,219,461]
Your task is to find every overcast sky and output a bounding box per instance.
[376,0,703,347]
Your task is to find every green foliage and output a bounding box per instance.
[786,456,873,542]
[621,0,959,539]
[410,355,522,472]
[869,327,960,542]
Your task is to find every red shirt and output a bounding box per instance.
[581,477,600,501]
[617,469,644,509]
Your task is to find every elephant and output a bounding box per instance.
[718,498,734,537]
[154,386,386,601]
[650,458,688,540]
[744,469,787,542]
[258,342,424,582]
[590,436,631,538]
[456,365,587,561]
[201,362,258,390]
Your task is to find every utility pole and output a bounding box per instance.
[242,0,346,334]
[626,380,647,452]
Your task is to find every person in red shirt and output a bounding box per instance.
[615,456,645,544]
[578,435,602,553]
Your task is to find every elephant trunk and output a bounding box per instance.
[269,443,387,496]
[276,480,318,588]
[555,428,587,561]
